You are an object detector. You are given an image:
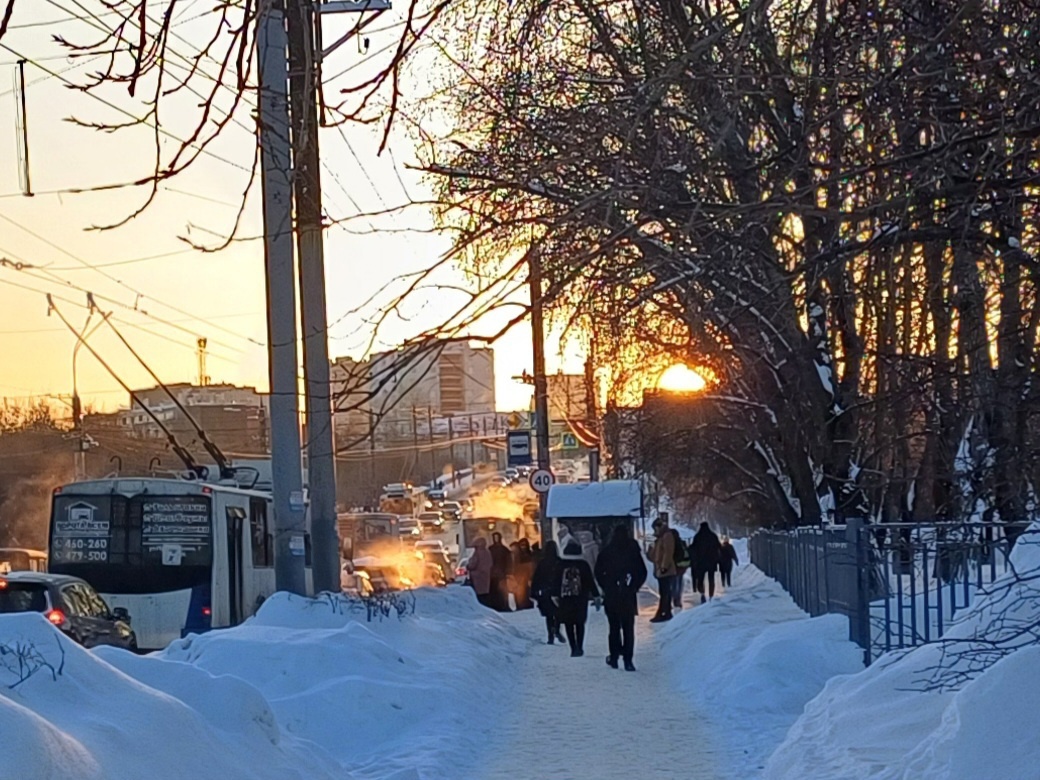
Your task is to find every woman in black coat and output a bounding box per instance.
[552,541,599,657]
[530,541,564,644]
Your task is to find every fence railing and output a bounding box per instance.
[749,520,1031,664]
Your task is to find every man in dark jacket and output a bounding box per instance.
[489,532,514,612]
[689,522,723,603]
[719,536,739,587]
[594,524,648,671]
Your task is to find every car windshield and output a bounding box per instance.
[0,582,48,613]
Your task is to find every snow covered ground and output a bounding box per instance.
[4,529,1039,779]
[765,524,1040,780]
[656,546,864,778]
[1,588,527,780]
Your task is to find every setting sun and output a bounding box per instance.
[657,364,708,393]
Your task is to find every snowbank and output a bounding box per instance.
[1,587,527,780]
[658,562,863,776]
[765,524,1040,779]
[0,613,343,780]
[155,588,527,779]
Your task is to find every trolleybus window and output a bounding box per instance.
[250,498,273,567]
[50,494,213,594]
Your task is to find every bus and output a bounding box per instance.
[337,512,400,560]
[48,477,303,650]
[0,548,47,574]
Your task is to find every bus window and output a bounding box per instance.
[250,499,272,567]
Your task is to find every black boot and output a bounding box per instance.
[606,655,619,669]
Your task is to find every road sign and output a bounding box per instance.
[507,411,523,429]
[507,430,532,466]
[561,432,578,449]
[529,468,554,494]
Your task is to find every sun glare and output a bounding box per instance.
[657,363,708,393]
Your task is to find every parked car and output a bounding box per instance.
[418,511,445,531]
[0,572,136,650]
[340,562,375,598]
[398,517,423,541]
[421,562,447,587]
[439,501,462,522]
[453,555,471,585]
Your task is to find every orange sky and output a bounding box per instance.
[0,6,586,415]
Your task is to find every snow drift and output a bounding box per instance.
[1,587,527,780]
[658,551,864,776]
[0,612,342,780]
[765,523,1040,779]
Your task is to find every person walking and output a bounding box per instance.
[648,517,676,622]
[689,522,723,603]
[552,540,599,657]
[466,537,493,608]
[488,532,514,612]
[719,536,739,588]
[671,527,690,610]
[531,541,565,644]
[594,524,647,671]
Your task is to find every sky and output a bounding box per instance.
[0,2,588,416]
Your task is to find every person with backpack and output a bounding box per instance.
[719,536,739,587]
[531,541,565,644]
[648,516,677,623]
[689,522,723,603]
[595,524,647,671]
[552,540,599,657]
[671,527,691,609]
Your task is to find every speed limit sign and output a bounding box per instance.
[529,468,555,494]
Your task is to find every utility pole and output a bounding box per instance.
[528,248,552,541]
[257,0,307,595]
[287,0,337,595]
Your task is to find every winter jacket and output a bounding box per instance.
[650,528,677,577]
[689,523,723,574]
[489,542,513,579]
[719,542,739,572]
[594,537,648,616]
[552,556,598,624]
[530,555,559,616]
[467,539,493,596]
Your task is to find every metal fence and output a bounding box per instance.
[750,520,1030,664]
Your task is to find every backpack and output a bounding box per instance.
[560,564,583,598]
[672,529,690,568]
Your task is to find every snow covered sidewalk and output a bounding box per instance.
[475,592,722,780]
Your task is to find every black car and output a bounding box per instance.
[0,572,137,650]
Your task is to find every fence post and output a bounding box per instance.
[846,518,872,665]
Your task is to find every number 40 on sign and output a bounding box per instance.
[528,468,555,494]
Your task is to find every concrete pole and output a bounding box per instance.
[257,0,307,595]
[287,0,339,595]
[528,248,552,541]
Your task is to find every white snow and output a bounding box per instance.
[657,551,864,776]
[545,479,641,518]
[6,526,1040,780]
[765,523,1040,779]
[1,588,526,780]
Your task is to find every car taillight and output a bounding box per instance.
[455,567,466,577]
[202,606,212,617]
[46,609,66,626]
